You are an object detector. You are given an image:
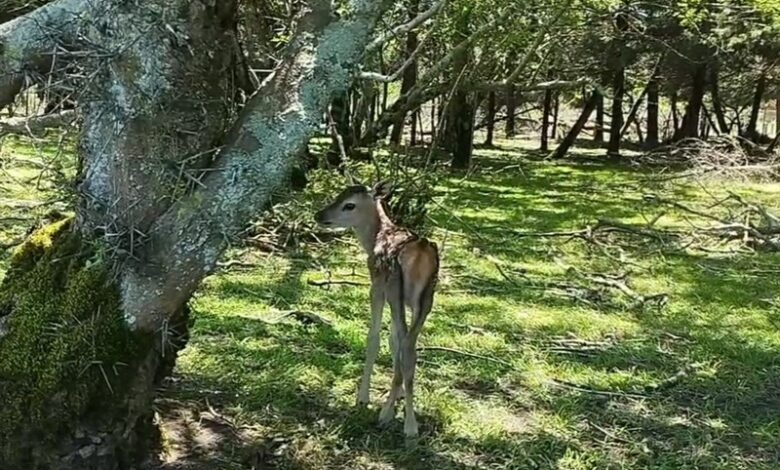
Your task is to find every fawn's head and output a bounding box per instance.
[315,181,392,229]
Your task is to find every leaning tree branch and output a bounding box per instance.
[364,0,445,52]
[359,28,431,82]
[0,0,84,109]
[483,0,573,88]
[120,0,393,330]
[360,20,494,143]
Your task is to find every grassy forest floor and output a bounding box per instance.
[2,135,780,469]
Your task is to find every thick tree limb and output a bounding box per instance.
[121,0,391,330]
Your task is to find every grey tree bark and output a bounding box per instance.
[0,0,390,467]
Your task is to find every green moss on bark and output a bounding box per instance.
[0,217,147,458]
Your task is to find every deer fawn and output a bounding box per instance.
[315,182,439,438]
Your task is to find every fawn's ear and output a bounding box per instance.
[371,181,393,199]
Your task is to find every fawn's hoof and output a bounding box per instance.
[378,403,396,426]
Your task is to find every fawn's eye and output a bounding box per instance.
[343,203,356,211]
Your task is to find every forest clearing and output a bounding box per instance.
[2,132,779,468]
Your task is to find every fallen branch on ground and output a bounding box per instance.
[489,257,667,311]
[548,378,648,399]
[307,279,369,288]
[259,310,333,327]
[417,346,513,367]
[645,362,706,393]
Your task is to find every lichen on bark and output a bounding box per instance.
[0,216,149,464]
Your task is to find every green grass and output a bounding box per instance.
[2,134,780,469]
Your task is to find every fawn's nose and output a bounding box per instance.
[314,210,330,225]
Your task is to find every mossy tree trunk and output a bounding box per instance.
[0,0,390,467]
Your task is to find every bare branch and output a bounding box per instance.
[0,0,84,109]
[476,78,590,92]
[365,0,445,52]
[0,109,76,137]
[359,29,431,82]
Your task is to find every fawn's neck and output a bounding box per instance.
[354,200,394,255]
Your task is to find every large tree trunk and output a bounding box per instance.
[485,90,496,146]
[450,92,475,169]
[0,0,389,467]
[607,67,625,157]
[552,89,601,159]
[743,72,767,142]
[646,75,659,147]
[674,64,707,140]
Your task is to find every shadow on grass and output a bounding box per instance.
[155,310,572,469]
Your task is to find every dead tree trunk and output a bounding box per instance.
[485,90,496,146]
[541,81,553,151]
[0,0,390,467]
[552,89,602,159]
[594,94,605,142]
[607,67,625,157]
[646,76,659,147]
